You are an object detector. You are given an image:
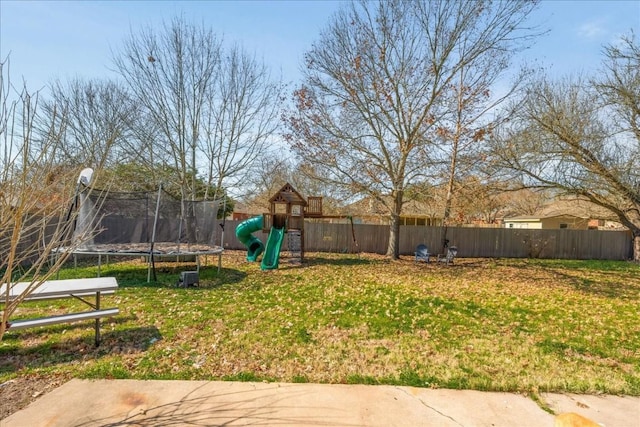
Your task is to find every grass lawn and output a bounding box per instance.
[2,251,639,401]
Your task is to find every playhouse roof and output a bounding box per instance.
[269,182,308,206]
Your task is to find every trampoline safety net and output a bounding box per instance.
[73,187,222,254]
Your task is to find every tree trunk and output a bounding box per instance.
[441,183,453,254]
[386,190,403,259]
[0,313,8,340]
[387,213,400,259]
[625,220,640,262]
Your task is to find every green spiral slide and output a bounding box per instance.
[235,216,265,262]
[236,215,286,269]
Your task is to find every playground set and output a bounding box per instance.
[235,183,333,270]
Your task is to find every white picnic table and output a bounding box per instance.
[1,277,119,345]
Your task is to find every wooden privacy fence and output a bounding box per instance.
[222,220,633,260]
[398,226,633,260]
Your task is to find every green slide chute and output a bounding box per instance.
[235,216,265,262]
[261,226,285,270]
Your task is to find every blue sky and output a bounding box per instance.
[1,0,639,94]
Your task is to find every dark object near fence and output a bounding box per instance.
[437,246,458,265]
[414,244,431,263]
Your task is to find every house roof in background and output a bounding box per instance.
[504,214,584,222]
[537,198,615,220]
[505,198,616,221]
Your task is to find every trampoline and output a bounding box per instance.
[61,183,224,282]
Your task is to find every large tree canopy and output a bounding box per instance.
[285,0,539,258]
[492,34,640,261]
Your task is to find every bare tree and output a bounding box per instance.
[427,0,540,247]
[240,151,344,215]
[203,44,284,201]
[445,177,501,225]
[113,17,283,204]
[240,152,293,210]
[39,78,137,171]
[113,17,222,202]
[450,181,551,225]
[285,0,540,258]
[491,34,640,260]
[0,59,98,340]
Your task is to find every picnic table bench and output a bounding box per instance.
[1,277,119,346]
